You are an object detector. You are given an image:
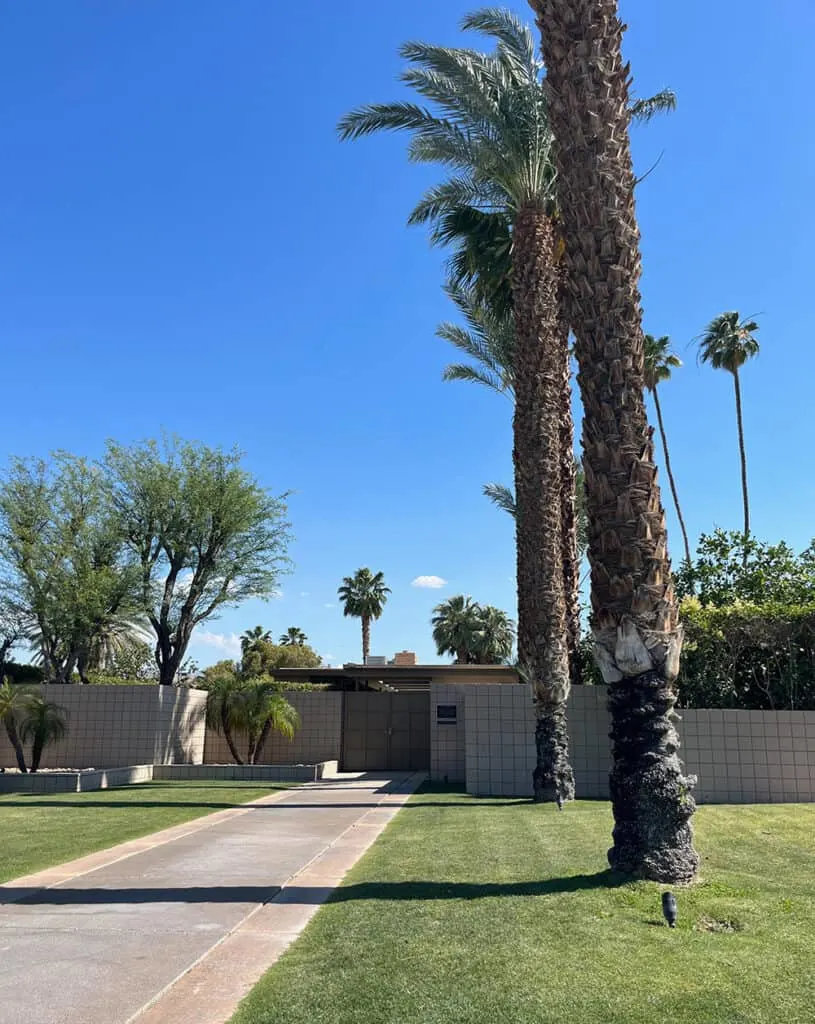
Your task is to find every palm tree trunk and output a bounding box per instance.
[733,369,750,561]
[361,616,371,663]
[220,705,243,765]
[531,0,698,880]
[4,718,27,773]
[31,735,45,772]
[652,387,693,570]
[557,278,582,688]
[512,202,574,806]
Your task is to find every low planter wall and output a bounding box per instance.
[0,764,154,794]
[154,761,338,783]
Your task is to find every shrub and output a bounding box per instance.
[676,599,815,710]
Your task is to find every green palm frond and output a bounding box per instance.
[437,279,515,397]
[337,568,391,621]
[630,88,678,123]
[483,482,516,517]
[407,176,504,225]
[699,312,761,373]
[643,334,682,390]
[460,8,539,78]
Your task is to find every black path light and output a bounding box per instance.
[662,891,678,928]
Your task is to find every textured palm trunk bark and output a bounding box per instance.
[530,0,698,879]
[361,616,371,663]
[512,203,574,805]
[557,280,582,688]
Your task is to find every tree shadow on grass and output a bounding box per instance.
[5,871,622,907]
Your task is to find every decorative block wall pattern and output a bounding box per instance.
[429,683,467,782]
[202,691,342,765]
[464,684,815,803]
[0,686,207,770]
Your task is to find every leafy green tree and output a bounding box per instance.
[20,695,67,772]
[531,0,698,878]
[106,437,292,686]
[675,529,815,607]
[100,639,159,681]
[643,334,692,570]
[196,659,240,690]
[337,568,390,663]
[0,454,142,683]
[431,595,482,664]
[0,679,29,772]
[241,640,321,676]
[279,627,308,646]
[699,312,760,553]
[240,626,272,654]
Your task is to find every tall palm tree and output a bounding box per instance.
[337,568,391,663]
[699,311,760,553]
[20,695,67,772]
[0,679,29,772]
[240,626,271,655]
[473,604,516,663]
[530,0,699,881]
[431,595,482,663]
[340,9,573,804]
[279,627,308,647]
[643,335,693,569]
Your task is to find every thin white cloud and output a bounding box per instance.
[196,631,242,657]
[324,602,335,609]
[300,591,310,598]
[411,575,448,589]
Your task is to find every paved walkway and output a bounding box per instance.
[0,772,422,1024]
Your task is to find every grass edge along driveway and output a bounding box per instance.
[0,779,294,883]
[229,784,815,1024]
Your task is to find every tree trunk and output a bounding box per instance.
[556,278,582,689]
[4,718,27,773]
[220,705,243,765]
[361,616,371,663]
[531,0,698,880]
[253,719,272,765]
[652,387,693,570]
[511,203,574,806]
[31,735,45,772]
[733,370,750,562]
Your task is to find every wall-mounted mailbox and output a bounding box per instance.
[436,704,458,724]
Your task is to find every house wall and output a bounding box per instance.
[462,683,815,803]
[429,684,468,783]
[202,691,343,765]
[0,686,207,769]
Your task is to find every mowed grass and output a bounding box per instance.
[231,785,815,1024]
[0,779,293,882]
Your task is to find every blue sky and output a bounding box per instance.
[2,1,813,667]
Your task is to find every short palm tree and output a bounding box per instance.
[279,627,308,647]
[20,695,67,772]
[530,0,699,881]
[240,626,271,655]
[432,595,483,664]
[0,679,30,772]
[204,672,246,765]
[643,334,693,569]
[699,312,760,552]
[473,604,516,663]
[234,681,300,765]
[337,568,391,663]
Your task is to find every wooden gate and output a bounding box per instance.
[342,692,430,771]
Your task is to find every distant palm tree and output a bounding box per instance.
[644,334,692,569]
[240,626,271,655]
[473,605,516,664]
[0,679,30,772]
[20,695,67,772]
[279,627,308,647]
[699,312,760,552]
[337,569,391,663]
[431,595,482,664]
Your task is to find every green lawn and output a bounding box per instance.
[0,779,292,883]
[231,785,815,1024]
